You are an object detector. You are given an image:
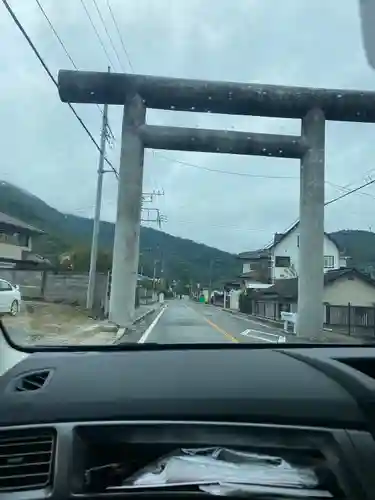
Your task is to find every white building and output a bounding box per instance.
[238,222,348,286]
[271,222,347,281]
[0,212,46,269]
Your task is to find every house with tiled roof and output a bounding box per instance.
[0,212,50,269]
[238,221,349,288]
[245,268,375,329]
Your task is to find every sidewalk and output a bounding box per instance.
[4,302,160,346]
[71,303,161,344]
[220,307,369,344]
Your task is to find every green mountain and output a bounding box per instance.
[329,229,375,273]
[0,181,240,286]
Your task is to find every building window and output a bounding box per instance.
[243,263,252,273]
[0,232,8,243]
[0,231,29,247]
[275,256,291,267]
[18,234,29,247]
[324,255,335,268]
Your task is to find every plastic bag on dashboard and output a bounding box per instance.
[126,447,320,490]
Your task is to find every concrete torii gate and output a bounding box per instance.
[58,70,375,338]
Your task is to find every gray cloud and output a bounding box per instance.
[1,0,375,253]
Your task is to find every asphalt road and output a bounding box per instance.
[138,298,286,344]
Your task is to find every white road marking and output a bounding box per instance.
[248,334,274,343]
[240,328,285,343]
[115,327,126,341]
[246,328,280,338]
[227,312,280,330]
[138,305,167,343]
[247,318,281,330]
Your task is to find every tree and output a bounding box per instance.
[58,247,112,273]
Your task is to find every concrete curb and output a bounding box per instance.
[133,304,159,325]
[114,305,160,342]
[77,322,118,336]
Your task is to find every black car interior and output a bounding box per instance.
[2,345,375,499]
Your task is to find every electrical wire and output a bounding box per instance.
[325,177,375,206]
[2,0,118,179]
[154,152,375,200]
[260,179,375,249]
[154,153,298,180]
[78,0,117,70]
[33,0,117,150]
[105,0,135,72]
[91,0,124,72]
[34,0,78,69]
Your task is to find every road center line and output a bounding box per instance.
[138,305,167,343]
[186,303,239,343]
[203,317,239,343]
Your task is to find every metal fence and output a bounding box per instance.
[245,297,375,337]
[325,303,375,336]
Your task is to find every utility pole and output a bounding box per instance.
[208,259,214,304]
[208,258,221,305]
[153,260,157,286]
[86,67,110,310]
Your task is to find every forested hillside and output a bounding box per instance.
[0,181,240,286]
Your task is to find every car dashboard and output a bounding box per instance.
[1,345,375,500]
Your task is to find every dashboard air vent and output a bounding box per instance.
[14,370,51,392]
[0,429,55,492]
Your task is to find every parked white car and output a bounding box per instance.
[0,279,21,316]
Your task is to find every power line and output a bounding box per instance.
[154,153,375,199]
[34,0,77,69]
[2,0,118,179]
[79,0,117,70]
[326,179,375,201]
[105,0,135,72]
[154,153,298,180]
[33,0,116,146]
[260,179,375,250]
[325,177,375,206]
[91,0,124,72]
[165,218,270,232]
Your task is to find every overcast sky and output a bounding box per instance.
[1,0,375,253]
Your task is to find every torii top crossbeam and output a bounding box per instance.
[58,69,375,123]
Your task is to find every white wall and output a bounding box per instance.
[271,227,341,280]
[0,237,32,261]
[324,276,375,307]
[229,290,241,310]
[0,242,22,260]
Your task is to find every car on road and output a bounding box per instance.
[0,278,21,316]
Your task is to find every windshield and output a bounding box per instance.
[1,0,375,349]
